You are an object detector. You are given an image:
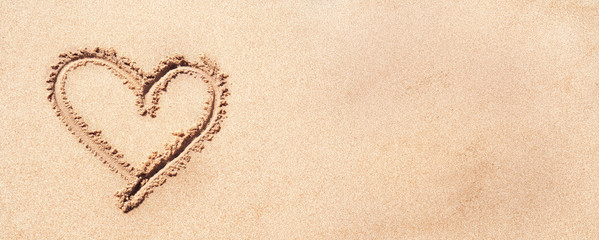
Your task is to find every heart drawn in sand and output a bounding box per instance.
[46,48,229,212]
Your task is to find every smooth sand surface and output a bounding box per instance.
[2,0,599,238]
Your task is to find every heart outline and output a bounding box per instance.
[46,47,229,212]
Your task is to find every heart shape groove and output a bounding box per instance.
[46,47,229,212]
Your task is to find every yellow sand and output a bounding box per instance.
[1,0,599,238]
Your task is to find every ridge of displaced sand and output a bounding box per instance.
[46,47,229,212]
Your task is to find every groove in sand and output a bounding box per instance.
[46,47,229,212]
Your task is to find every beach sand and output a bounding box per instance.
[1,0,599,238]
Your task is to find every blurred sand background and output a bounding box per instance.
[1,0,599,238]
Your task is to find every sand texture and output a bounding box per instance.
[2,0,599,239]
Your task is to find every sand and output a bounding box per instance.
[1,0,599,238]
